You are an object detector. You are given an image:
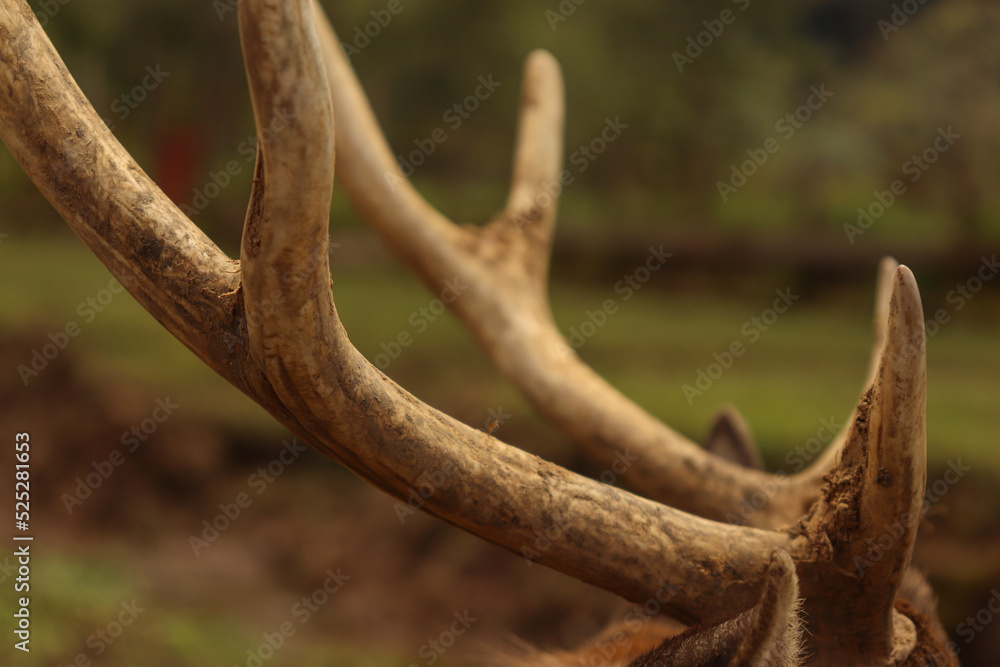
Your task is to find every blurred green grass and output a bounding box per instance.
[0,549,408,666]
[2,233,996,472]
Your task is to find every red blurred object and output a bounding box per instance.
[155,125,200,205]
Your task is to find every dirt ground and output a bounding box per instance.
[3,333,999,666]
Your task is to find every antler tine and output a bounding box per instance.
[497,49,565,288]
[234,0,799,623]
[796,265,927,661]
[0,0,791,622]
[0,2,948,659]
[702,405,764,470]
[237,0,337,399]
[313,4,563,299]
[311,1,815,529]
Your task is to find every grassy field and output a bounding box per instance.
[2,233,997,471]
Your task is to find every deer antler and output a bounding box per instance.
[0,0,952,662]
[0,0,784,623]
[310,2,899,530]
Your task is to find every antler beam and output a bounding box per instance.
[0,0,946,662]
[309,2,893,529]
[0,0,787,624]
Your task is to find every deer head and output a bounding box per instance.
[0,0,958,664]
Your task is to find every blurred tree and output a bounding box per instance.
[1,0,997,254]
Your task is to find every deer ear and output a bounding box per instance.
[631,551,803,667]
[702,405,764,470]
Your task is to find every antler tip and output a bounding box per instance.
[525,48,561,74]
[521,49,564,106]
[888,264,925,353]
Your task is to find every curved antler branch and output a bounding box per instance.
[310,5,931,539]
[795,265,926,662]
[0,0,304,434]
[310,2,834,528]
[1,0,793,621]
[498,49,564,289]
[0,1,947,661]
[240,8,933,657]
[238,0,338,405]
[233,0,798,624]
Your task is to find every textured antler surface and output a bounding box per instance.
[0,0,954,663]
[309,2,911,531]
[0,0,792,624]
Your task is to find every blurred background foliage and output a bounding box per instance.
[2,0,998,250]
[2,0,1000,665]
